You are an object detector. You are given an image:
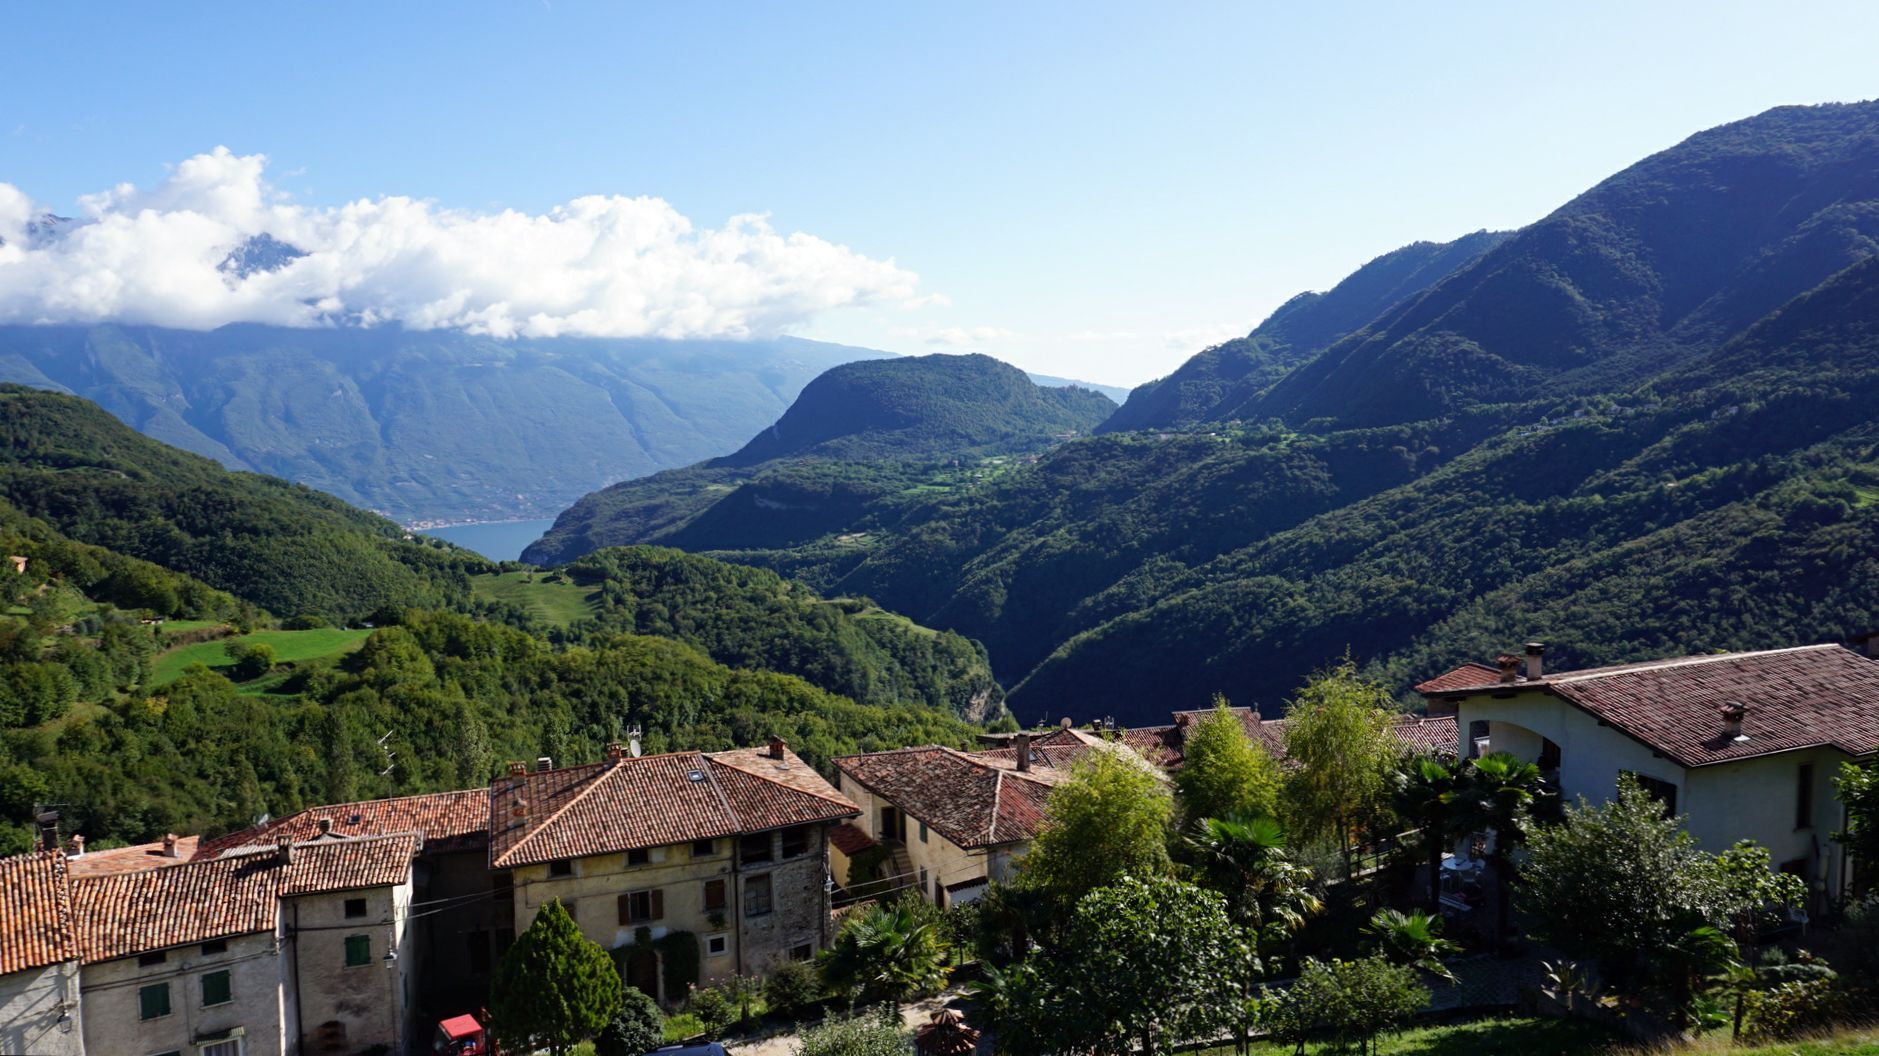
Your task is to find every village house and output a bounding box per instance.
[831,727,1141,907]
[1417,641,1879,908]
[488,739,858,1003]
[194,787,497,1021]
[0,851,82,1056]
[1119,705,1458,767]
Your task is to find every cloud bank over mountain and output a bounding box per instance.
[0,148,921,339]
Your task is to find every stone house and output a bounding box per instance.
[488,739,859,1003]
[1417,642,1879,908]
[67,832,418,1056]
[0,851,83,1056]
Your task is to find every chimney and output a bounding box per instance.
[1720,702,1749,742]
[534,756,553,773]
[70,835,85,858]
[1524,642,1546,681]
[1174,713,1192,728]
[1496,654,1521,684]
[1853,631,1879,659]
[1013,732,1031,772]
[316,818,333,836]
[275,838,295,865]
[505,760,528,776]
[162,833,179,858]
[34,809,58,853]
[605,741,627,762]
[767,736,787,761]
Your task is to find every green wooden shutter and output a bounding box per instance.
[345,934,372,967]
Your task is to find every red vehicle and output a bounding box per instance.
[434,1013,487,1055]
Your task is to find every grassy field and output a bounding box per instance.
[1204,1018,1879,1056]
[150,627,371,688]
[471,571,601,627]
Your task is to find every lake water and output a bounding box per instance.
[421,518,558,562]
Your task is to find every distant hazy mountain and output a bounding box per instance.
[523,353,1115,565]
[0,325,883,522]
[1029,373,1128,404]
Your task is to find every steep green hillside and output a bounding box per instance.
[511,547,1005,722]
[523,353,1112,564]
[0,326,879,521]
[1099,230,1511,433]
[0,385,491,621]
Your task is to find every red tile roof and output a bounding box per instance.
[828,823,877,857]
[71,833,418,964]
[1120,709,1457,766]
[195,788,489,860]
[1413,662,1502,694]
[1420,644,1879,768]
[66,835,200,878]
[0,852,76,973]
[834,745,1073,850]
[488,747,857,870]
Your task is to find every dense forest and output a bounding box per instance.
[520,101,1879,726]
[523,354,1114,564]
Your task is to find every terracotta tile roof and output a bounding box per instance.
[1389,715,1460,758]
[1120,709,1456,766]
[1413,662,1502,695]
[834,746,1071,850]
[195,788,489,860]
[0,852,76,973]
[488,747,858,870]
[67,835,199,878]
[828,823,877,857]
[71,834,418,964]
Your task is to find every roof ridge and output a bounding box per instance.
[706,752,858,811]
[1551,643,1841,683]
[696,752,743,831]
[497,758,635,867]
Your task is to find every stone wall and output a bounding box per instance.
[0,961,82,1056]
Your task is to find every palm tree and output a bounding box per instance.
[1390,756,1459,911]
[822,897,951,1002]
[1365,907,1461,983]
[1446,752,1542,951]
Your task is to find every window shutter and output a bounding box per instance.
[650,888,664,920]
[704,878,726,910]
[617,894,632,925]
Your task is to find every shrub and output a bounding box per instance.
[764,960,826,1020]
[686,984,737,1039]
[1268,956,1428,1055]
[792,1005,908,1056]
[594,987,663,1056]
[223,640,275,680]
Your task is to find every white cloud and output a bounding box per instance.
[925,325,1014,347]
[1162,322,1248,352]
[0,147,922,338]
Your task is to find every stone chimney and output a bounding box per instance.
[1720,702,1749,742]
[70,835,85,858]
[767,736,787,761]
[1524,642,1546,681]
[605,741,627,762]
[35,809,58,853]
[1496,654,1521,684]
[1013,732,1031,772]
[162,833,179,858]
[534,756,553,773]
[275,838,295,865]
[505,760,528,776]
[316,818,333,836]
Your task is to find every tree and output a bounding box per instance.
[1835,758,1879,876]
[1446,751,1542,950]
[1053,875,1246,1056]
[1364,908,1459,983]
[1018,748,1172,916]
[489,899,623,1056]
[1185,814,1320,1053]
[1268,956,1428,1056]
[1521,780,1805,1022]
[594,987,664,1056]
[793,1005,909,1056]
[821,897,951,1003]
[1390,756,1460,910]
[1174,698,1282,826]
[223,639,275,681]
[1280,661,1401,877]
[763,959,825,1020]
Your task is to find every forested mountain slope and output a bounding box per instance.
[0,385,490,621]
[522,353,1113,564]
[590,102,1879,726]
[0,325,880,521]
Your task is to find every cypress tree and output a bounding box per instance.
[490,898,623,1055]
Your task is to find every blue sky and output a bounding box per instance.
[3,2,1877,385]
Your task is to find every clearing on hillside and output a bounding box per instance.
[470,571,602,628]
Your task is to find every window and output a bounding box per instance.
[703,878,727,911]
[740,833,773,864]
[706,933,729,957]
[343,896,368,918]
[918,820,929,844]
[199,1040,242,1056]
[919,866,929,898]
[200,939,227,956]
[138,950,166,967]
[345,934,372,968]
[781,826,810,858]
[1621,771,1678,815]
[790,943,813,962]
[617,889,664,924]
[549,859,573,878]
[745,874,773,917]
[1796,763,1815,829]
[200,969,232,1007]
[138,981,171,1020]
[151,1051,182,1056]
[692,838,716,858]
[626,847,650,866]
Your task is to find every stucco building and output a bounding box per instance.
[1417,642,1879,908]
[0,851,83,1056]
[488,739,859,1002]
